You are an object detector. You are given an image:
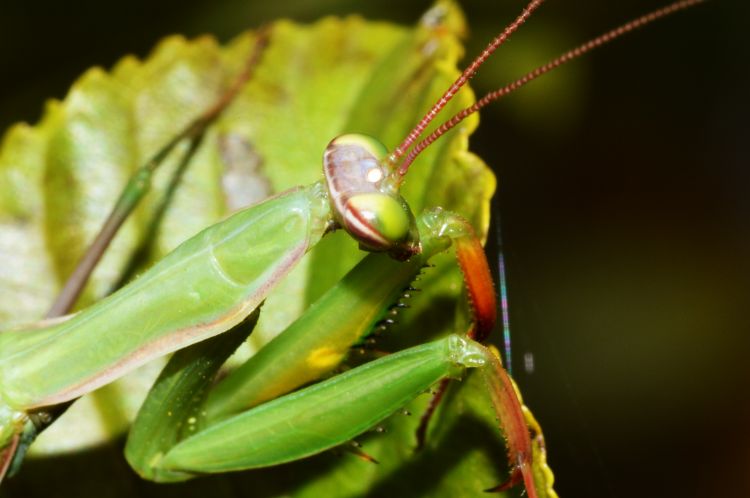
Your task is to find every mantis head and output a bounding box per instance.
[323,133,419,261]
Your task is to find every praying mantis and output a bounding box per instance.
[3,2,704,494]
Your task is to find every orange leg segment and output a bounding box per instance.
[413,216,537,497]
[454,231,498,343]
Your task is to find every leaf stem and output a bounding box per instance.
[46,28,271,318]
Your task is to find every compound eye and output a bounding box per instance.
[345,193,411,250]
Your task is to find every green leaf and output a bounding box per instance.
[0,2,555,497]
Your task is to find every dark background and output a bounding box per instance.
[1,1,748,497]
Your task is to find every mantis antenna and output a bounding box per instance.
[387,0,545,168]
[395,0,706,176]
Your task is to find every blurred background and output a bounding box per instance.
[0,1,748,497]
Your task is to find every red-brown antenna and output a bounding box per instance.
[387,0,545,167]
[396,0,706,177]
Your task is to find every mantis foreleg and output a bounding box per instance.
[124,207,547,497]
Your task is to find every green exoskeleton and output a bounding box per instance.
[0,0,704,496]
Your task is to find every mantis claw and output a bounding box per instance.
[344,442,380,465]
[483,456,534,496]
[415,377,450,451]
